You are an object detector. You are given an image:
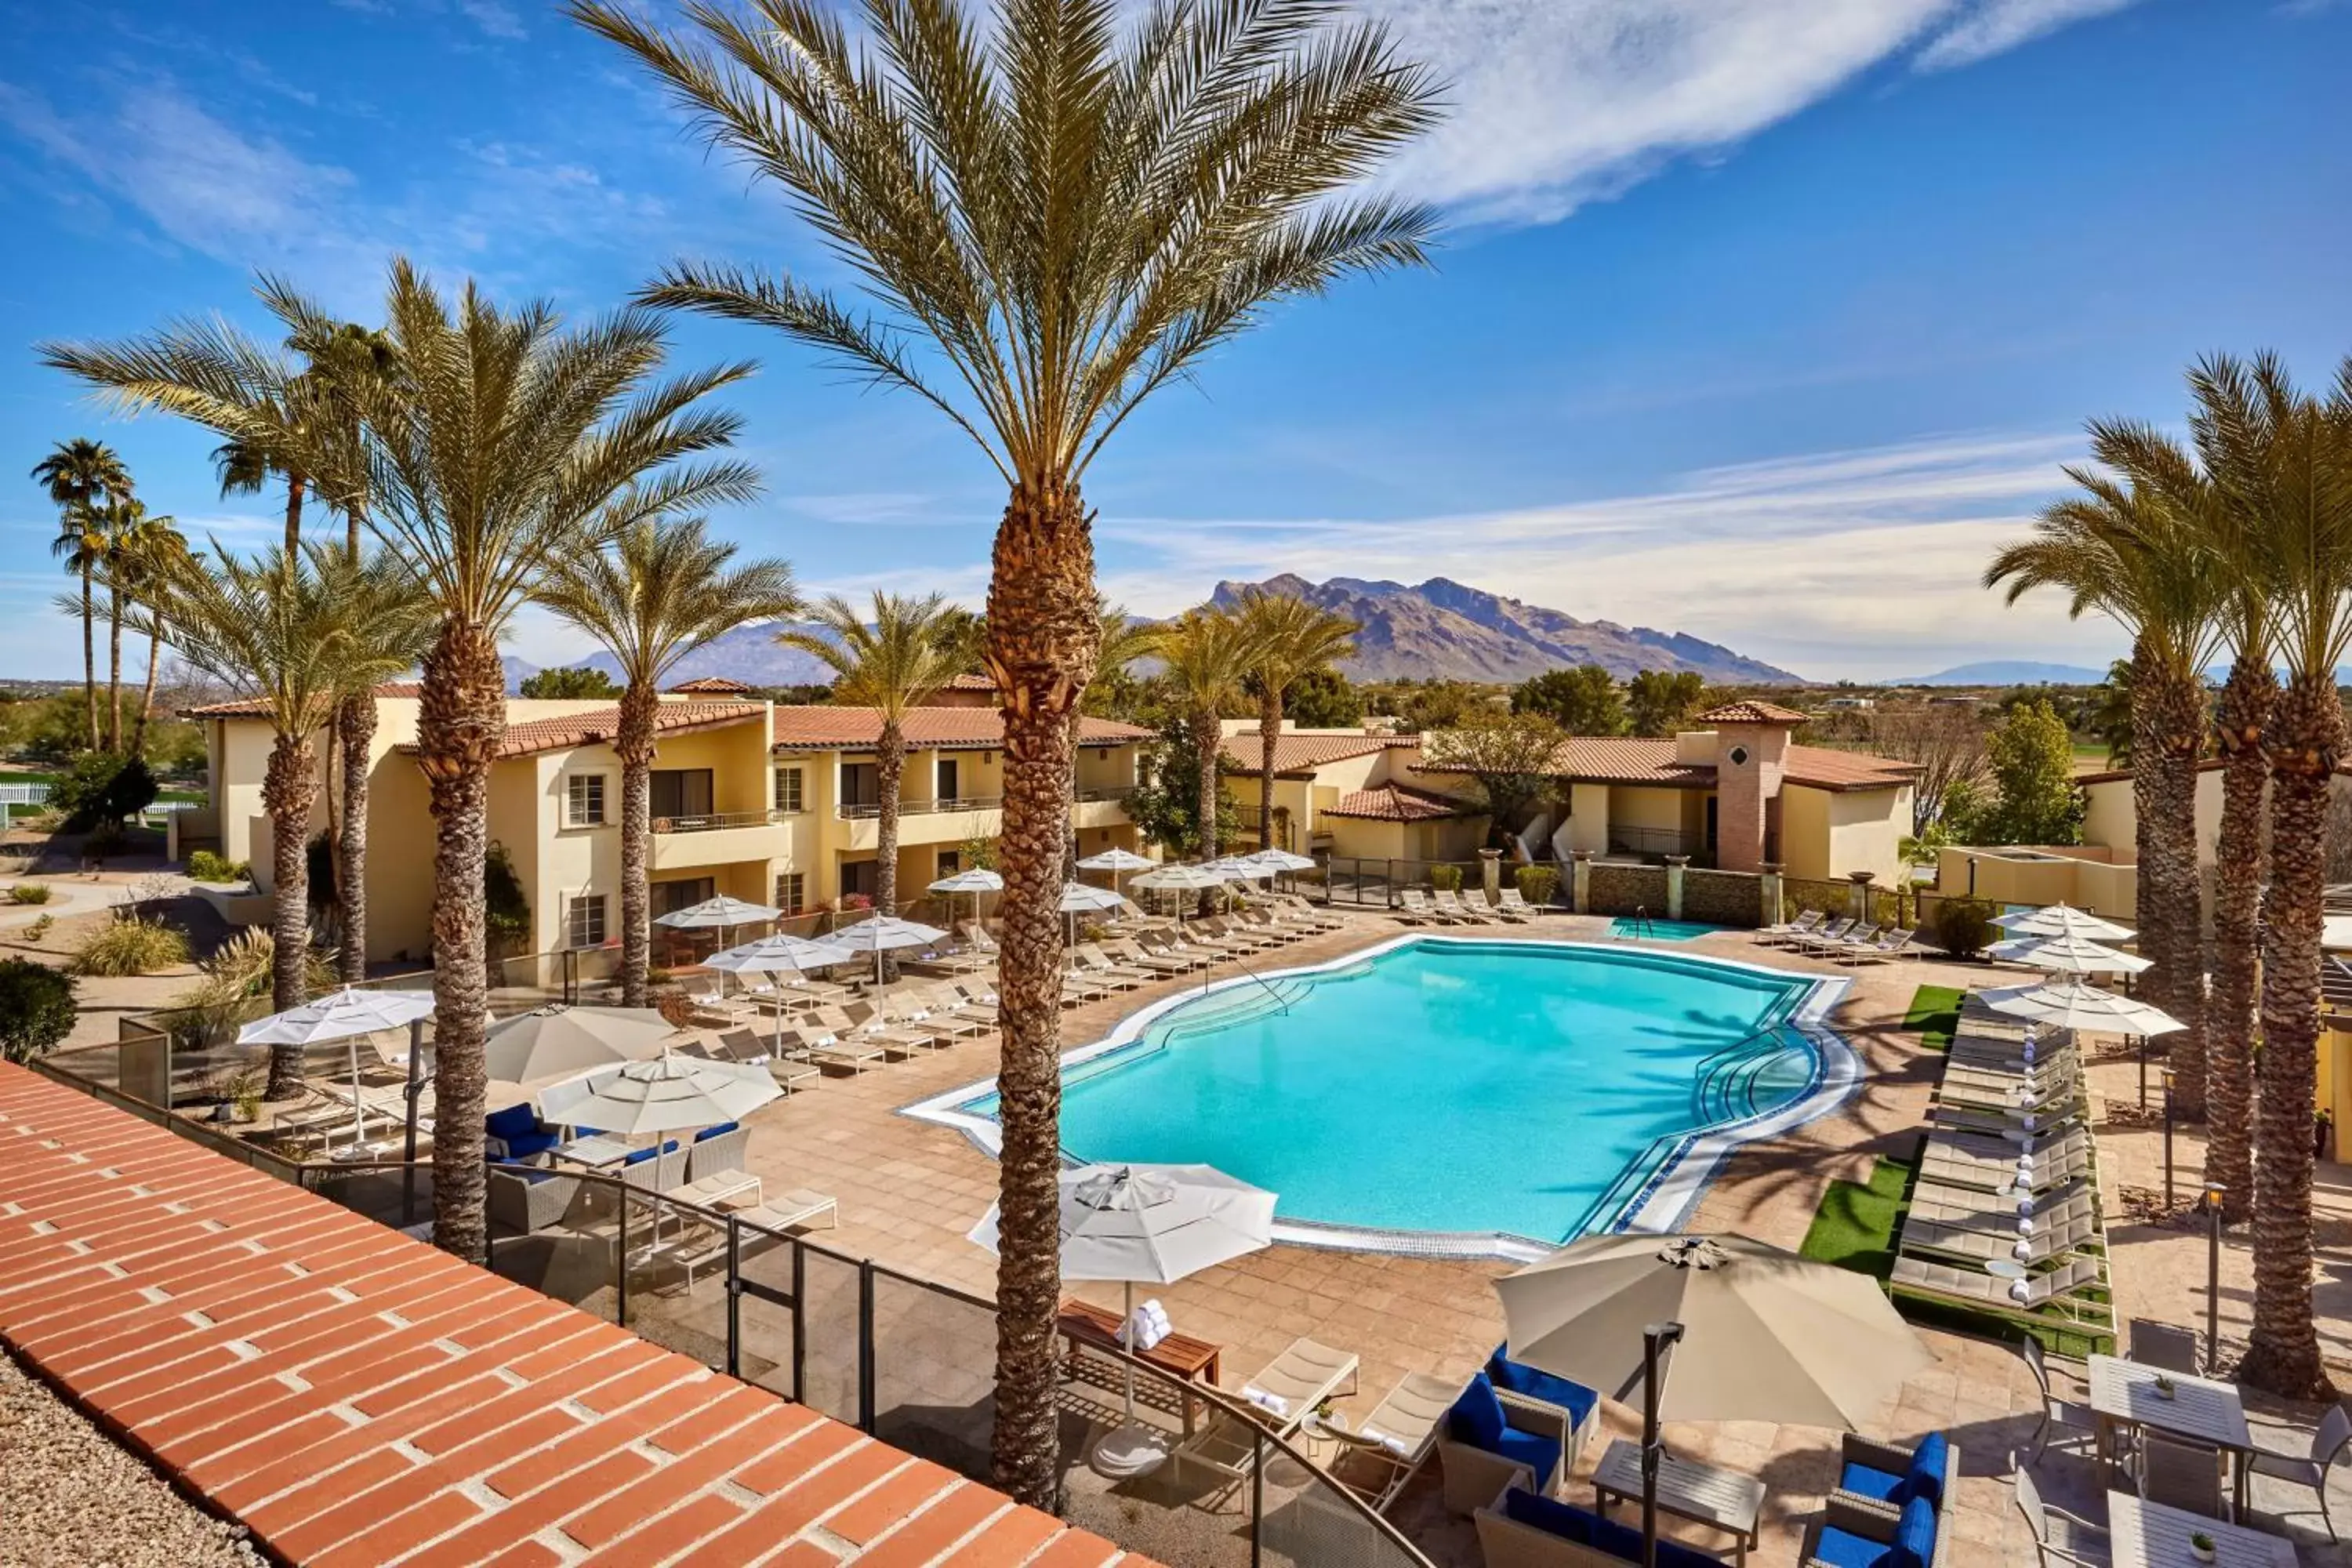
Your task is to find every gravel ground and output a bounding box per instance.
[0,1348,256,1568]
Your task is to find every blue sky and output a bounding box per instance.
[2,0,2348,682]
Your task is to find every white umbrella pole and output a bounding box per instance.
[1123,1279,1137,1423]
[349,1037,364,1142]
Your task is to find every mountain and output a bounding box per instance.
[500,654,540,694]
[573,622,840,690]
[1892,660,2109,687]
[1203,575,1803,684]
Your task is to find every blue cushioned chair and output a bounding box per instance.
[1474,1483,1724,1568]
[1486,1346,1601,1432]
[1438,1371,1580,1515]
[484,1102,559,1163]
[1807,1494,1944,1568]
[1831,1432,1957,1526]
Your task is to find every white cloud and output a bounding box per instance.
[1915,0,2140,70]
[455,0,528,41]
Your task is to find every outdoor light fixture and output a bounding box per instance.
[2161,1069,2176,1210]
[2204,1181,2227,1374]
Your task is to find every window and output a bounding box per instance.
[840,858,878,901]
[652,878,714,918]
[936,757,959,801]
[564,894,608,949]
[650,768,714,821]
[935,850,960,877]
[564,772,608,827]
[775,872,806,914]
[840,762,880,809]
[774,766,804,813]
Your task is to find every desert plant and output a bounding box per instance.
[185,849,249,884]
[230,1067,264,1123]
[1429,863,1464,892]
[70,913,191,976]
[1516,865,1562,906]
[0,958,75,1061]
[24,914,54,942]
[169,929,337,1044]
[7,884,52,905]
[1928,898,1998,960]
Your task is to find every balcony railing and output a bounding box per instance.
[651,808,785,834]
[837,785,1135,821]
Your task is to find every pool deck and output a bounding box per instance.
[724,909,2352,1566]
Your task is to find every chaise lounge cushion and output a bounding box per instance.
[1486,1346,1599,1428]
[693,1120,739,1142]
[1813,1497,1936,1568]
[1500,1488,1719,1568]
[484,1103,558,1160]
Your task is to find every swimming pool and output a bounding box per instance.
[1610,916,1720,942]
[906,937,1856,1261]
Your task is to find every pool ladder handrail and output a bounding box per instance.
[1212,952,1296,1016]
[1621,906,1657,941]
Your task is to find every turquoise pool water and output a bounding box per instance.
[1610,917,1720,942]
[938,939,1828,1247]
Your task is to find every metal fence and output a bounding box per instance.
[25,1055,1436,1568]
[1319,856,1501,908]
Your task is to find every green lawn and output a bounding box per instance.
[1799,1154,1912,1281]
[1902,983,1965,1052]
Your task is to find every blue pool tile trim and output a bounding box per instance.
[898,934,1858,1262]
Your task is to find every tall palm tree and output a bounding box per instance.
[779,593,967,919]
[539,518,798,1005]
[109,510,191,759]
[1985,452,2220,1120]
[575,0,1437,1501]
[151,543,422,1095]
[92,496,174,752]
[1235,590,1359,851]
[32,439,133,750]
[358,260,757,1264]
[1154,608,1258,860]
[2191,352,2352,1400]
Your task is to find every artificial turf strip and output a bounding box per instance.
[1901,984,1965,1052]
[1799,1155,1913,1281]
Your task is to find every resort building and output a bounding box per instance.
[182,684,1151,964]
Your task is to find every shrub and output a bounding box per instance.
[1515,865,1561,906]
[82,821,129,860]
[0,959,74,1062]
[185,849,249,884]
[1428,863,1464,892]
[71,915,191,977]
[1929,898,1998,960]
[24,914,53,942]
[7,884,51,905]
[51,751,158,832]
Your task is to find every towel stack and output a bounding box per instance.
[1118,1298,1173,1352]
[1360,1425,1411,1458]
[1241,1384,1289,1417]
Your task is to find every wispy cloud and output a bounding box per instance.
[455,0,528,41]
[1915,0,2140,70]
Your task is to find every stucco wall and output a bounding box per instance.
[1777,786,1831,880]
[1817,783,1909,885]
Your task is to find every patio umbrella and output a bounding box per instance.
[536,1049,779,1137]
[653,895,782,971]
[238,988,437,1142]
[1496,1232,1933,1568]
[706,934,859,1044]
[927,866,1004,932]
[482,1004,677,1085]
[1076,845,1153,902]
[1246,848,1316,874]
[1990,903,2134,942]
[1130,862,1230,930]
[1985,933,2151,976]
[969,1163,1276,1476]
[1980,977,2183,1036]
[826,914,951,986]
[1060,879,1124,945]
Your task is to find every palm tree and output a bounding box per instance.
[1985,448,2220,1120]
[1235,590,1359,851]
[2190,351,2352,1400]
[32,439,133,750]
[574,0,1438,1501]
[1154,609,1258,860]
[91,496,175,752]
[357,260,757,1264]
[151,543,421,1095]
[539,518,798,1005]
[779,593,967,919]
[109,510,191,759]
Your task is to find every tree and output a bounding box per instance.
[1513,666,1626,735]
[1959,699,2086,845]
[540,518,797,1004]
[2192,351,2352,1400]
[1423,710,1564,829]
[1377,677,1486,731]
[577,0,1440,1503]
[1234,590,1358,851]
[107,515,194,760]
[1869,703,1989,833]
[33,439,133,750]
[85,499,180,754]
[1275,666,1363,730]
[1123,713,1236,858]
[153,543,423,1094]
[0,960,74,1063]
[1152,610,1258,862]
[780,593,965,918]
[1626,670,1706,738]
[518,666,621,699]
[2084,659,2135,765]
[357,262,758,1264]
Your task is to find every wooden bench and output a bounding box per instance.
[1057,1297,1221,1435]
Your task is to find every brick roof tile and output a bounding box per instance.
[1694,699,1809,725]
[183,681,423,718]
[771,706,1147,752]
[388,701,766,760]
[1322,782,1478,822]
[1217,731,1412,775]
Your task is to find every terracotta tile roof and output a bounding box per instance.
[389,701,766,760]
[1217,731,1410,775]
[183,681,423,719]
[0,1063,1150,1568]
[1323,782,1478,822]
[771,706,1148,752]
[1781,743,1921,791]
[666,675,756,695]
[942,673,996,691]
[1417,735,1915,793]
[1695,699,1809,726]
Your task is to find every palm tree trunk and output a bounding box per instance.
[260,731,318,1098]
[1258,688,1281,850]
[982,477,1099,1512]
[106,580,123,753]
[1193,710,1224,859]
[2208,655,2273,1223]
[2147,658,2209,1119]
[336,693,378,987]
[2241,673,2339,1400]
[284,472,306,554]
[80,569,97,751]
[420,618,505,1265]
[131,613,163,760]
[876,722,904,915]
[615,683,658,1008]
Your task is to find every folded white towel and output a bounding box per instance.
[1361,1425,1411,1457]
[1242,1385,1288,1417]
[908,1009,931,1020]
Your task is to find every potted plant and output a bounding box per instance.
[2189,1529,2216,1563]
[2153,1373,2176,1399]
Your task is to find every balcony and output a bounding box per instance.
[833,786,1138,850]
[649,809,790,870]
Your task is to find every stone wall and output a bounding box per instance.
[1682,867,1766,927]
[1784,875,1853,919]
[1588,862,1668,916]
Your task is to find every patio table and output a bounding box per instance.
[2089,1355,2254,1512]
[552,1134,632,1169]
[2107,1492,2292,1568]
[1592,1439,1766,1563]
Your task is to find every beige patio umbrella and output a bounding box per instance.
[1496,1233,1933,1568]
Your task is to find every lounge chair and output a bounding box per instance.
[891,989,988,1037]
[1759,909,1826,948]
[1328,1370,1461,1512]
[1918,1139,2090,1196]
[1432,888,1486,924]
[1936,1057,2078,1097]
[1399,888,1465,926]
[1933,1099,2084,1141]
[1907,1178,2094,1231]
[1842,927,1917,964]
[1490,888,1536,923]
[1791,915,1856,952]
[782,1023,885,1073]
[1182,1337,1359,1481]
[1900,1209,2099,1269]
[837,1001,945,1055]
[729,1187,840,1235]
[956,920,1000,954]
[1273,891,1344,931]
[1829,1431,1957,1526]
[1936,1076,2085,1117]
[1891,1254,2107,1320]
[1074,945,1159,987]
[1107,937,1194,975]
[1800,921,1878,957]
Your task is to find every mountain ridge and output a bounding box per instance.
[1889,659,2108,686]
